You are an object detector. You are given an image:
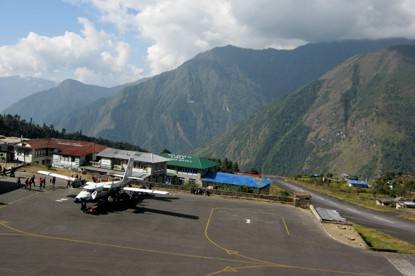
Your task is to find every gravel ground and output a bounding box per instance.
[321,222,369,249]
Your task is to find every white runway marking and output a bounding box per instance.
[373,216,395,224]
[346,207,359,213]
[56,198,68,202]
[246,219,251,224]
[385,255,415,276]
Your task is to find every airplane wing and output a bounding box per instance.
[123,186,169,195]
[103,184,113,189]
[127,173,151,181]
[37,170,77,182]
[108,173,124,178]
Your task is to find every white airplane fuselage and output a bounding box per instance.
[74,158,134,202]
[74,180,127,202]
[40,158,169,203]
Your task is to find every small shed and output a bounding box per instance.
[376,198,397,207]
[396,200,415,209]
[347,180,369,188]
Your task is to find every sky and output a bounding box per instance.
[1,0,415,87]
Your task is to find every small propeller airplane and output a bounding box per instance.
[38,158,169,203]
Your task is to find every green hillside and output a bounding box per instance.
[195,46,415,177]
[53,39,415,154]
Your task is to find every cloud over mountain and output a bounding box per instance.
[1,0,415,86]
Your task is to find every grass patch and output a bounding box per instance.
[283,176,415,253]
[269,183,291,197]
[352,223,415,254]
[286,176,397,213]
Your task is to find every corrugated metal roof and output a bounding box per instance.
[315,207,346,222]
[18,138,107,157]
[201,172,272,188]
[348,180,368,185]
[160,153,219,169]
[97,148,169,163]
[347,180,369,186]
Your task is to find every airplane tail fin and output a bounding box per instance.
[122,158,134,183]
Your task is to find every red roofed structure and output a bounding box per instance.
[14,138,107,169]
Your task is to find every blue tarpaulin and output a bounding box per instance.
[347,180,369,187]
[201,172,272,188]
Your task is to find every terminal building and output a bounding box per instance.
[160,153,219,186]
[84,148,169,183]
[0,135,27,163]
[5,135,272,191]
[13,138,107,169]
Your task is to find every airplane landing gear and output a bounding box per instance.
[107,191,130,205]
[107,195,115,203]
[118,192,130,202]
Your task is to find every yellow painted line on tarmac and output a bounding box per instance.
[204,208,239,254]
[0,192,38,209]
[204,208,381,276]
[0,220,261,266]
[0,232,27,236]
[282,216,290,235]
[0,205,382,275]
[204,208,288,266]
[207,263,382,276]
[207,264,275,276]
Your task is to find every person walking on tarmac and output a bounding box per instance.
[30,175,36,187]
[80,199,87,213]
[16,177,21,189]
[10,167,15,177]
[51,177,56,189]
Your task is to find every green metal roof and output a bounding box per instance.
[160,153,219,170]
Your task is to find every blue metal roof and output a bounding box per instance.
[201,172,272,188]
[348,180,369,186]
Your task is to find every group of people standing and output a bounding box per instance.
[24,175,56,190]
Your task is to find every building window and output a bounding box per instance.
[178,167,197,175]
[35,149,47,157]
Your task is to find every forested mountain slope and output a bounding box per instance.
[195,46,415,177]
[52,39,415,153]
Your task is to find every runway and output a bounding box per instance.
[274,177,415,246]
[0,173,403,275]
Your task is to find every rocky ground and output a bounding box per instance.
[321,222,368,249]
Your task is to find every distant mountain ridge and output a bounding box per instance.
[45,38,415,154]
[195,45,415,177]
[3,79,144,125]
[0,76,58,112]
[4,38,415,178]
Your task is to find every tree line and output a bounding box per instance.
[0,114,145,151]
[2,114,262,174]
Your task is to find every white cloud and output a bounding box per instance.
[78,0,415,76]
[0,17,142,86]
[2,0,415,85]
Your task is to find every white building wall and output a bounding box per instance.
[52,154,81,169]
